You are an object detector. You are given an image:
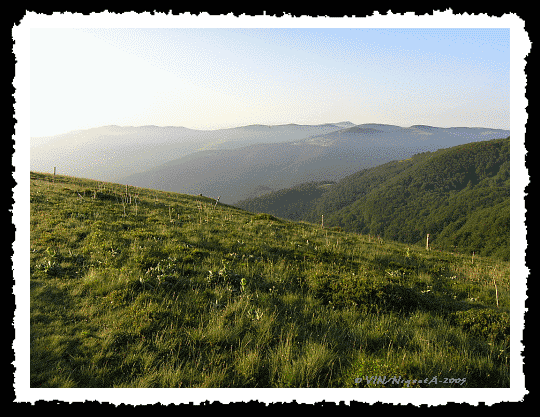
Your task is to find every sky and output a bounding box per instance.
[29,24,510,137]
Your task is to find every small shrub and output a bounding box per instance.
[309,273,425,314]
[253,213,281,222]
[449,308,509,345]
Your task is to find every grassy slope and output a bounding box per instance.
[30,172,510,388]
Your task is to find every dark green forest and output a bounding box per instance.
[235,137,510,261]
[231,181,335,222]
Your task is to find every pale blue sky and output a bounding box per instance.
[30,27,510,137]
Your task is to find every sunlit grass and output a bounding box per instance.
[30,171,510,388]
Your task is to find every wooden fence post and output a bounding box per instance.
[426,234,430,251]
[493,276,499,308]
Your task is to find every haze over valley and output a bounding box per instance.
[30,122,509,205]
[29,122,349,182]
[27,26,511,207]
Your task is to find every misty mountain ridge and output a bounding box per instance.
[117,124,508,204]
[30,121,353,181]
[31,121,509,205]
[299,124,509,150]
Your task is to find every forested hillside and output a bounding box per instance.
[231,181,335,222]
[235,137,510,260]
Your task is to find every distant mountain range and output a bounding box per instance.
[30,122,509,205]
[30,122,349,181]
[235,137,511,260]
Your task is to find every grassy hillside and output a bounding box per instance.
[236,137,510,261]
[30,172,510,388]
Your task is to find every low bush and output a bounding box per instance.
[252,213,281,222]
[449,308,510,345]
[308,273,426,314]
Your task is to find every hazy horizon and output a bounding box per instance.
[30,27,510,138]
[30,121,352,138]
[30,120,510,139]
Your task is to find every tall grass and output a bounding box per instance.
[30,171,510,388]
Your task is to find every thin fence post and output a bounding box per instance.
[493,277,499,308]
[426,233,430,251]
